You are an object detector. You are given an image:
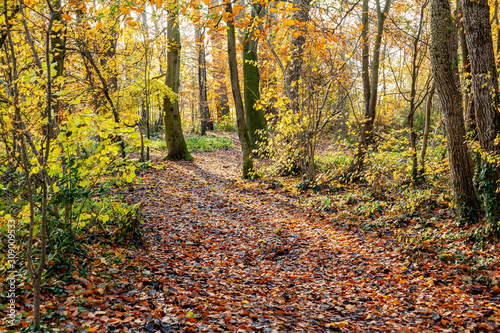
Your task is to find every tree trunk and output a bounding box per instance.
[462,0,500,222]
[51,0,66,82]
[195,25,211,136]
[226,2,254,178]
[407,1,427,182]
[429,0,480,220]
[142,8,151,161]
[163,3,192,160]
[209,0,230,121]
[285,0,311,113]
[344,0,391,180]
[243,3,267,149]
[456,0,475,135]
[419,82,435,173]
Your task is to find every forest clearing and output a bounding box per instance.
[2,0,500,331]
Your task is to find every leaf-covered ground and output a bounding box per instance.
[6,144,500,332]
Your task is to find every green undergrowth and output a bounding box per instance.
[0,160,146,330]
[152,134,234,153]
[214,115,237,133]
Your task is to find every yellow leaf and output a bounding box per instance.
[358,24,364,30]
[61,13,72,21]
[423,279,435,286]
[241,300,249,304]
[203,0,209,6]
[119,7,130,15]
[283,19,295,26]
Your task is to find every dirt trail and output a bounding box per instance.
[127,148,498,332]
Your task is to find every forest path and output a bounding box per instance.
[127,147,496,332]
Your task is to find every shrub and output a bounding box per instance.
[214,115,237,132]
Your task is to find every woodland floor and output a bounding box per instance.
[10,139,500,332]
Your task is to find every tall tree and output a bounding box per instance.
[209,0,230,121]
[419,81,435,173]
[141,6,151,161]
[195,23,211,135]
[344,0,392,180]
[456,0,475,135]
[226,1,254,178]
[462,0,500,222]
[429,0,480,220]
[163,0,192,160]
[243,2,267,149]
[285,0,311,113]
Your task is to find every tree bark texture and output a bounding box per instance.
[243,4,267,149]
[430,0,480,219]
[163,4,192,160]
[456,0,475,135]
[462,0,500,158]
[462,0,500,222]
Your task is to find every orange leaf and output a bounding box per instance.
[127,20,138,27]
[119,7,130,15]
[61,14,72,21]
[95,22,102,30]
[492,285,500,294]
[156,0,162,8]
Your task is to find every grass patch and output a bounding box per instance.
[185,135,234,152]
[151,135,234,153]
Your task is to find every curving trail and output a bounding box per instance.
[124,148,498,333]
